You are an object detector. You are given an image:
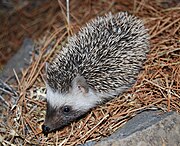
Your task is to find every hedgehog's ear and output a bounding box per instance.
[72,76,89,94]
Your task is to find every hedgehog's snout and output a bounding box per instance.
[42,124,50,136]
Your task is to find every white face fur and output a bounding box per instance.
[46,84,102,111]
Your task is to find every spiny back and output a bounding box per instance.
[47,12,149,94]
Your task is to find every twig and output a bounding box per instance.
[144,79,180,99]
[0,95,9,107]
[150,18,180,38]
[0,79,18,97]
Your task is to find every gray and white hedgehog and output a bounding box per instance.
[42,12,149,135]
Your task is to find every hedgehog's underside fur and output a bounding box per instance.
[47,12,149,95]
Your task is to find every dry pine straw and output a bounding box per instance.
[1,0,180,145]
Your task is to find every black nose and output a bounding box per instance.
[42,124,50,136]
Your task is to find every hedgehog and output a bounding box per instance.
[42,12,149,135]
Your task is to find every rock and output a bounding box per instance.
[83,110,180,146]
[0,38,34,80]
[0,38,34,110]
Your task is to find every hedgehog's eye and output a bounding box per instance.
[63,106,71,114]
